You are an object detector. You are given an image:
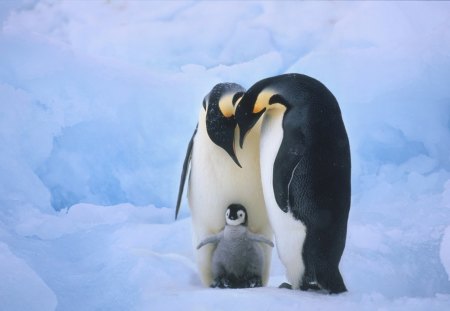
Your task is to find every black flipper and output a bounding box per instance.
[175,125,197,220]
[261,89,307,213]
[272,110,306,213]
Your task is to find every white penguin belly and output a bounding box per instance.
[259,107,307,289]
[188,112,272,286]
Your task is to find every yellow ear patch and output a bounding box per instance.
[253,89,276,114]
[218,94,235,118]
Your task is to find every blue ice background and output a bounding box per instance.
[1,1,449,212]
[0,1,450,310]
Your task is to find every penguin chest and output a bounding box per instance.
[260,107,307,289]
[188,122,267,236]
[188,132,236,233]
[187,112,272,287]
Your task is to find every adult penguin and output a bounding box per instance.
[175,83,272,287]
[235,73,351,293]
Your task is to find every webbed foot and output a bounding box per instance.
[211,277,231,288]
[247,277,262,288]
[300,282,321,291]
[279,282,292,289]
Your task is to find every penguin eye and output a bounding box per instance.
[238,211,244,218]
[226,210,230,217]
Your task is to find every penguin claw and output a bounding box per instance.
[212,276,264,289]
[247,277,262,288]
[211,278,226,288]
[211,277,231,289]
[222,279,231,288]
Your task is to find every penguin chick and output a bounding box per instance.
[197,204,274,288]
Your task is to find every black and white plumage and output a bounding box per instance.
[197,204,274,288]
[175,83,272,286]
[235,73,351,294]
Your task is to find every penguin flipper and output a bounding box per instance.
[272,131,305,213]
[175,125,197,220]
[247,232,274,247]
[196,232,223,249]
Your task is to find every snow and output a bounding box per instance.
[0,242,57,311]
[0,1,449,310]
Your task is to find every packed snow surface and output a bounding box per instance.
[0,1,449,310]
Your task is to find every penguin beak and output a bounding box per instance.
[222,133,241,168]
[235,91,267,148]
[239,124,248,149]
[236,105,266,148]
[206,112,242,168]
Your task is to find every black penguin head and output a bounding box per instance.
[236,91,289,148]
[235,96,265,149]
[225,204,248,226]
[204,83,245,167]
[235,76,290,148]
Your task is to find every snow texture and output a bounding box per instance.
[0,1,449,310]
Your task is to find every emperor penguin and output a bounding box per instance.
[175,83,272,287]
[197,204,274,288]
[235,73,351,294]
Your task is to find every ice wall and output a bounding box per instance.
[1,1,448,212]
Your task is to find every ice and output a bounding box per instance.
[442,226,450,281]
[2,203,450,310]
[441,181,450,280]
[0,1,450,310]
[0,241,57,311]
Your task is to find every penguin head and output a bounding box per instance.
[204,83,246,167]
[235,87,286,148]
[225,204,248,226]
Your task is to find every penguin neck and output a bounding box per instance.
[259,105,286,213]
[260,105,286,162]
[224,224,246,239]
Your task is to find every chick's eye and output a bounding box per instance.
[238,212,244,218]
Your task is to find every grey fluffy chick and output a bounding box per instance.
[197,204,274,288]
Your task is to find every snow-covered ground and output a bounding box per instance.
[0,1,449,310]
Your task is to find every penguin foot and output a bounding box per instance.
[247,277,262,288]
[300,282,321,291]
[279,282,292,289]
[211,277,231,288]
[317,268,347,294]
[327,283,347,294]
[212,276,264,289]
[221,279,231,288]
